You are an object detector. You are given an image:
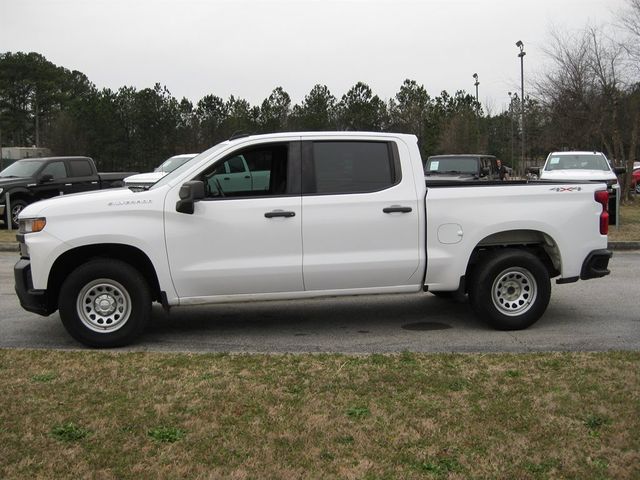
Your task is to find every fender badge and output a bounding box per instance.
[108,200,152,206]
[549,186,582,192]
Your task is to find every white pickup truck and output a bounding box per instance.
[14,132,612,347]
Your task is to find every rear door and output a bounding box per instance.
[301,139,421,291]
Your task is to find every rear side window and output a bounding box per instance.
[68,159,94,177]
[309,141,396,194]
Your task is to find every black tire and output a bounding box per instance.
[58,259,151,347]
[469,249,551,330]
[7,199,28,229]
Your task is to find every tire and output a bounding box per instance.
[58,259,151,347]
[469,249,551,330]
[7,199,28,229]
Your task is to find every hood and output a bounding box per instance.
[124,171,166,185]
[0,176,31,191]
[540,169,617,182]
[19,187,157,218]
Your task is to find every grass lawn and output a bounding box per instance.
[1,350,638,479]
[609,201,640,242]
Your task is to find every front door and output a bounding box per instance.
[165,141,303,299]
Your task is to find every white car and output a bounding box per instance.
[15,132,612,347]
[124,154,198,189]
[540,151,623,223]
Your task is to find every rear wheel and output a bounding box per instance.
[58,259,151,347]
[469,249,551,330]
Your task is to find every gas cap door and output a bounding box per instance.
[438,223,463,244]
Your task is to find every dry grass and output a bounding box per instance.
[0,229,17,242]
[0,350,638,479]
[610,201,640,242]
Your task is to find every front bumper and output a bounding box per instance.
[14,258,54,316]
[580,249,612,280]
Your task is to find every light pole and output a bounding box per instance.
[516,40,526,168]
[472,73,479,103]
[508,92,514,168]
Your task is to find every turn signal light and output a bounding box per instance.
[19,217,47,234]
[594,190,608,235]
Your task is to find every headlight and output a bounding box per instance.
[19,217,47,234]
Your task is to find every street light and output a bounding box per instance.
[516,40,526,168]
[472,73,479,103]
[508,92,514,168]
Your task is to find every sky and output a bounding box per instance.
[0,0,628,112]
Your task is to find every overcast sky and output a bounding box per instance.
[0,0,628,112]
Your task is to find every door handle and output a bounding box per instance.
[244,175,250,179]
[383,206,412,214]
[265,210,296,218]
[64,183,72,186]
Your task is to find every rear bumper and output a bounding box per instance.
[580,249,612,280]
[14,258,54,316]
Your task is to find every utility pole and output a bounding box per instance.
[472,73,479,103]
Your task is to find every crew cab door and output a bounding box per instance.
[165,141,303,299]
[301,139,421,291]
[33,160,68,198]
[65,158,99,193]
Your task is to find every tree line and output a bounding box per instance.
[0,1,638,197]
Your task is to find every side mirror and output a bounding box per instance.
[38,173,54,183]
[176,181,205,214]
[614,166,626,175]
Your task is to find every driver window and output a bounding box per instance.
[201,144,288,199]
[41,161,67,179]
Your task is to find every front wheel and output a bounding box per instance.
[469,249,551,330]
[7,199,28,229]
[58,259,151,347]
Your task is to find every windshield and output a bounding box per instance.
[0,160,44,178]
[544,154,610,171]
[425,157,479,175]
[151,142,230,190]
[154,155,197,173]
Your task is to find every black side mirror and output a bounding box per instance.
[614,166,626,175]
[38,173,54,183]
[176,181,205,214]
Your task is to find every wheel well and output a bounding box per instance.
[47,244,161,311]
[465,230,561,290]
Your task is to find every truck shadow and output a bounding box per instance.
[145,293,485,339]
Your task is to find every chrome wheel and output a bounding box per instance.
[11,202,26,226]
[491,267,537,317]
[76,279,132,333]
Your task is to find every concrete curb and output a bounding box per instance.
[1,242,639,253]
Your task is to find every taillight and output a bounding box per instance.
[595,190,609,235]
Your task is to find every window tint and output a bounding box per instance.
[201,144,288,198]
[41,161,67,179]
[311,142,394,194]
[68,159,94,177]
